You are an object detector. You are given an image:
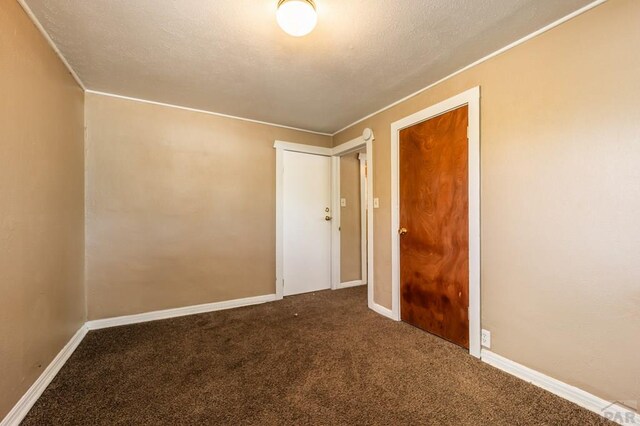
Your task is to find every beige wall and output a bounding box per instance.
[3,0,638,416]
[0,1,85,419]
[334,0,640,408]
[340,151,364,283]
[85,93,331,320]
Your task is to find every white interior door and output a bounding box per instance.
[283,150,332,296]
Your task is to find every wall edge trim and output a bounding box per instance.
[16,0,86,90]
[86,91,333,137]
[369,301,397,321]
[336,280,365,290]
[0,325,89,426]
[15,0,607,136]
[85,294,278,330]
[481,349,639,425]
[331,0,608,136]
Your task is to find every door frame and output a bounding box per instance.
[390,87,481,358]
[274,132,374,304]
[358,152,368,285]
[331,130,375,308]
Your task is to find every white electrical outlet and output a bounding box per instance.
[481,329,491,348]
[373,198,380,209]
[341,198,347,207]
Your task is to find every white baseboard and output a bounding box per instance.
[369,301,398,321]
[86,294,278,330]
[1,325,88,426]
[2,293,279,425]
[481,350,639,425]
[336,280,365,289]
[7,301,635,426]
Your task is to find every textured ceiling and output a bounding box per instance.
[24,0,595,134]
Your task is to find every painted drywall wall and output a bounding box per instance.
[340,152,364,283]
[0,0,85,420]
[85,93,332,320]
[334,0,639,409]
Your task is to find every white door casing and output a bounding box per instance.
[390,87,481,358]
[358,152,368,285]
[331,130,377,313]
[274,132,374,310]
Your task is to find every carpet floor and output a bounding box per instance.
[23,286,612,425]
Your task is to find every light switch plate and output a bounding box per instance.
[341,198,347,207]
[373,198,380,209]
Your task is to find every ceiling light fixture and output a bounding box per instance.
[276,0,318,37]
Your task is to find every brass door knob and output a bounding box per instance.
[325,216,332,221]
[399,227,408,236]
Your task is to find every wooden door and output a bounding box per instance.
[399,106,469,348]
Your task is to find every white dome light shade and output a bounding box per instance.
[276,0,318,37]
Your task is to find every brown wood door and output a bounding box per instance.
[399,105,469,348]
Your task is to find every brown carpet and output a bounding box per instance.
[23,286,612,425]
